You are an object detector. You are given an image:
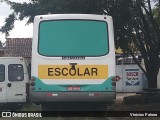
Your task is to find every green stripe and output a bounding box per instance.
[31,76,114,92]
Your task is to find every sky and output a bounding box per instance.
[0,0,33,43]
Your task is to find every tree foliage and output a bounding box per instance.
[0,41,3,48]
[128,0,160,88]
[0,0,160,88]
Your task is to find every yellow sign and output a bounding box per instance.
[38,65,108,79]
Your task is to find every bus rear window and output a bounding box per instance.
[38,20,109,57]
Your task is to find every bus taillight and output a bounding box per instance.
[30,77,35,87]
[30,82,35,86]
[31,77,35,81]
[112,76,121,82]
[46,93,52,97]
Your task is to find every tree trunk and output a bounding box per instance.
[145,56,159,88]
[147,72,158,88]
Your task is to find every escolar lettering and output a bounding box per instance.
[48,67,98,76]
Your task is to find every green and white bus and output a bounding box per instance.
[31,14,117,111]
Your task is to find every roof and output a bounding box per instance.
[4,38,32,57]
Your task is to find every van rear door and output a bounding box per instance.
[0,64,7,103]
[7,64,26,103]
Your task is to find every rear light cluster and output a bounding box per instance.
[89,93,101,96]
[30,77,35,90]
[112,76,121,82]
[46,93,58,97]
[111,76,121,90]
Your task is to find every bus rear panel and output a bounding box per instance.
[31,14,116,108]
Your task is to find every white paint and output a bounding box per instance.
[116,64,143,92]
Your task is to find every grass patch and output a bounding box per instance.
[21,103,41,111]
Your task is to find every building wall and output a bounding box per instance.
[116,64,143,92]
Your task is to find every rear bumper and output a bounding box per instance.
[31,91,116,104]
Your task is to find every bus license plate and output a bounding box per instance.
[67,86,80,91]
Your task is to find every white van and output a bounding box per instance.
[0,57,30,110]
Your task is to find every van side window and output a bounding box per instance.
[0,64,5,82]
[8,64,24,81]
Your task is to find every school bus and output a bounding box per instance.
[31,14,117,111]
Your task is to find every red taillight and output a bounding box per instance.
[111,76,121,87]
[30,82,35,86]
[46,93,58,97]
[112,76,121,82]
[31,77,35,81]
[31,77,35,86]
[94,93,101,96]
[89,93,101,96]
[46,93,52,97]
[116,76,121,81]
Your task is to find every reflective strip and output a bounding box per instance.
[89,93,94,96]
[52,94,58,96]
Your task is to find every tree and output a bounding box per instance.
[0,0,106,36]
[126,0,160,88]
[152,0,160,25]
[0,0,160,88]
[0,41,3,48]
[0,0,133,46]
[111,0,160,88]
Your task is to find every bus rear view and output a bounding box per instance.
[31,14,116,111]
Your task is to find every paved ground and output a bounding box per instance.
[116,93,136,103]
[107,93,137,111]
[1,93,160,119]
